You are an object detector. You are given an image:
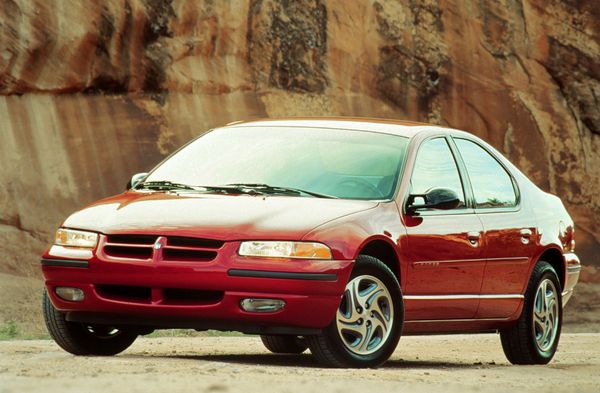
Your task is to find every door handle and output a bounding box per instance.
[520,228,533,244]
[520,228,533,237]
[467,231,481,246]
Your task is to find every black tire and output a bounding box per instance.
[307,255,403,368]
[500,261,562,365]
[43,290,138,356]
[260,335,308,354]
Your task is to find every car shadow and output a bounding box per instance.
[127,352,504,370]
[382,359,503,369]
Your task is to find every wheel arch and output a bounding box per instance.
[536,247,565,291]
[355,237,401,284]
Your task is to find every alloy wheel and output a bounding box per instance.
[533,278,559,352]
[336,275,394,355]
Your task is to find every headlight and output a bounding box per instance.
[55,228,99,249]
[238,241,332,260]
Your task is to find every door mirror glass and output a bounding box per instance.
[406,188,461,214]
[127,172,148,190]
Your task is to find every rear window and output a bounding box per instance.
[454,138,517,208]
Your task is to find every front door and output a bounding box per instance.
[401,137,485,320]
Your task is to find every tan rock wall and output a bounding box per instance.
[1,0,599,279]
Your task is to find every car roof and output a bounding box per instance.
[222,117,462,138]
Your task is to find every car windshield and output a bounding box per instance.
[144,126,409,200]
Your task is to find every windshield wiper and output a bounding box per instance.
[136,181,333,198]
[136,180,198,191]
[226,183,338,199]
[137,181,260,195]
[196,185,264,195]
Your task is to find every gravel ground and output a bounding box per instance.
[0,334,598,393]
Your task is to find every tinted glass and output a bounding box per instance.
[145,127,409,200]
[455,138,517,208]
[411,138,465,208]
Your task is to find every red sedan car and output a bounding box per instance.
[41,118,581,367]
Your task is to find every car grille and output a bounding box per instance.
[96,285,224,305]
[102,234,223,262]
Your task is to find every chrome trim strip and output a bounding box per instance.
[488,256,529,261]
[413,256,528,266]
[413,258,484,265]
[405,317,510,323]
[404,294,524,300]
[567,265,582,273]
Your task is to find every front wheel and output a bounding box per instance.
[307,255,403,367]
[500,261,562,364]
[43,290,138,356]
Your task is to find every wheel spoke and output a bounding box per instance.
[338,289,360,324]
[547,298,556,319]
[533,310,544,327]
[371,312,388,336]
[344,321,368,349]
[532,278,560,352]
[351,281,361,310]
[540,280,548,315]
[359,324,374,351]
[337,312,362,325]
[540,322,550,347]
[544,284,553,315]
[371,298,390,328]
[534,307,544,320]
[366,288,383,309]
[534,287,544,318]
[353,279,378,309]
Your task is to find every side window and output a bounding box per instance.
[454,139,517,209]
[411,138,466,209]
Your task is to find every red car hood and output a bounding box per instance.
[62,191,379,240]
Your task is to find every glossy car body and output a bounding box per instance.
[41,118,581,341]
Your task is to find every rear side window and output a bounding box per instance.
[411,138,466,209]
[454,139,517,209]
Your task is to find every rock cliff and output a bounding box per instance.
[1,0,599,281]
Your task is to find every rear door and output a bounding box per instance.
[452,138,535,318]
[401,137,485,320]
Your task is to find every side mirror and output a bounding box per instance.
[406,188,460,214]
[126,172,148,190]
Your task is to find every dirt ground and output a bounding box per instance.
[0,334,598,393]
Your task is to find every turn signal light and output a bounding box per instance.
[55,287,85,302]
[240,298,285,313]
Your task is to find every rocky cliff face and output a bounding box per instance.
[1,0,599,280]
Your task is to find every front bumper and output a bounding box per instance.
[42,241,353,333]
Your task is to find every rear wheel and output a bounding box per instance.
[307,255,403,367]
[260,335,308,354]
[500,261,562,364]
[43,290,137,356]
